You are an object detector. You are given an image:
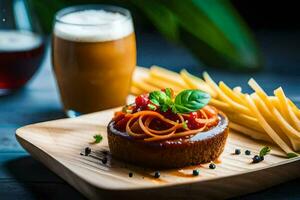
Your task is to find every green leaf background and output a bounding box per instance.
[29,0,263,71]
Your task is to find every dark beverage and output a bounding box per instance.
[0,30,44,91]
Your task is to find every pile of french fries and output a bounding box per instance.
[131,66,300,157]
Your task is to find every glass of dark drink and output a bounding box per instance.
[0,0,45,95]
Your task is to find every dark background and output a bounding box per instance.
[232,1,300,30]
[1,1,300,199]
[230,1,300,75]
[131,0,300,75]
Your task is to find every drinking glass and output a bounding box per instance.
[52,5,136,115]
[0,0,45,95]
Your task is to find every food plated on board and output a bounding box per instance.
[107,88,229,168]
[15,66,300,199]
[130,66,300,158]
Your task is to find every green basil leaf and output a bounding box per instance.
[259,146,271,157]
[287,152,298,158]
[161,104,169,112]
[149,91,167,106]
[150,98,160,106]
[171,105,178,113]
[149,90,173,112]
[90,134,102,144]
[174,89,210,113]
[165,88,172,98]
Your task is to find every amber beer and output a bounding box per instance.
[52,6,136,114]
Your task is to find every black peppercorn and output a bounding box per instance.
[102,157,107,164]
[252,155,261,163]
[245,150,251,155]
[192,169,200,176]
[154,171,160,178]
[102,150,109,155]
[129,172,133,177]
[209,163,216,169]
[84,147,91,156]
[235,149,241,155]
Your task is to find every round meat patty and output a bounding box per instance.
[107,112,229,169]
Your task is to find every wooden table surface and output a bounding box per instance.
[1,31,300,199]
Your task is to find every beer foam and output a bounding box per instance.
[54,10,133,42]
[0,30,42,52]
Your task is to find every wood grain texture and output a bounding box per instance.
[16,107,300,200]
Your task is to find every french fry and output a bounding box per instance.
[274,87,300,131]
[251,87,300,151]
[203,72,253,117]
[233,86,246,100]
[149,66,188,88]
[233,86,242,93]
[226,112,264,133]
[208,99,232,113]
[248,80,300,149]
[245,94,295,154]
[269,96,281,111]
[229,122,272,142]
[272,109,300,151]
[253,93,300,151]
[133,67,150,81]
[180,69,206,84]
[288,99,300,119]
[248,78,274,112]
[180,69,217,97]
[251,93,292,147]
[251,93,273,120]
[132,78,159,92]
[288,98,300,111]
[143,76,184,93]
[219,81,245,105]
[269,96,299,120]
[130,85,145,96]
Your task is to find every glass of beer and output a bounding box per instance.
[52,5,136,115]
[0,0,45,95]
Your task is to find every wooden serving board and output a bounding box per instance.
[16,108,300,200]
